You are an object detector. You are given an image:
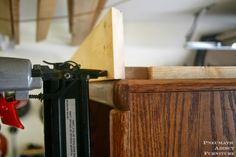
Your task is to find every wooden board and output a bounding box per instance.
[149,66,236,79]
[70,0,107,45]
[125,67,149,79]
[36,0,57,41]
[0,0,13,37]
[110,110,130,157]
[67,0,73,33]
[11,0,20,43]
[71,8,125,80]
[0,0,20,43]
[113,79,236,157]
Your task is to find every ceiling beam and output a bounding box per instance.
[11,0,20,44]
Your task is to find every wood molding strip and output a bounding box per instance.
[36,0,57,41]
[149,66,236,79]
[0,0,13,38]
[70,0,107,45]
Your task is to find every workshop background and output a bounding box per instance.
[0,0,236,156]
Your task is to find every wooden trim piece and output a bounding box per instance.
[11,0,20,43]
[113,81,130,111]
[90,101,112,157]
[116,79,236,93]
[71,8,125,80]
[149,66,236,79]
[125,67,149,79]
[110,110,130,157]
[70,0,107,45]
[36,0,57,41]
[0,0,13,37]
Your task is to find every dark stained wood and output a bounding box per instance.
[89,100,112,157]
[114,79,236,111]
[128,91,236,157]
[111,79,236,157]
[0,0,13,38]
[116,79,236,93]
[110,110,130,157]
[10,0,20,43]
[89,81,116,107]
[125,67,149,79]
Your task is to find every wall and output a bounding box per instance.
[0,1,236,156]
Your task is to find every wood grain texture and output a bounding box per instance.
[110,109,130,157]
[11,0,20,43]
[125,67,149,79]
[111,79,236,157]
[113,79,236,110]
[36,0,57,41]
[149,66,236,79]
[0,0,13,37]
[70,0,107,45]
[115,79,236,94]
[71,8,125,80]
[89,100,112,157]
[128,91,236,157]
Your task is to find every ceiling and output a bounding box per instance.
[105,0,236,21]
[20,0,236,22]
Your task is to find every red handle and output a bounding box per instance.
[0,98,24,129]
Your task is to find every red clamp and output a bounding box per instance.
[0,98,24,129]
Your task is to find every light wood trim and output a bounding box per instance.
[70,0,107,45]
[89,81,115,108]
[36,0,57,41]
[149,66,236,79]
[71,8,125,80]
